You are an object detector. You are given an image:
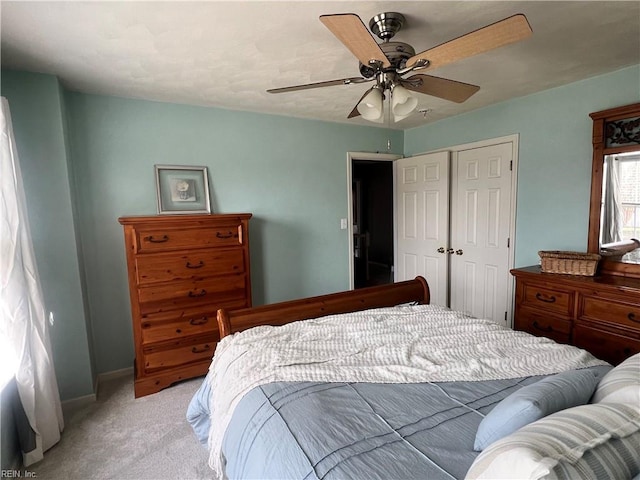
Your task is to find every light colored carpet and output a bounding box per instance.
[30,374,212,480]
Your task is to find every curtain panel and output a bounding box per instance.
[601,155,623,245]
[0,97,64,466]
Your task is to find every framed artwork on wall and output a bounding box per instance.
[155,165,211,214]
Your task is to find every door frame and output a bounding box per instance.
[347,152,401,289]
[412,134,520,325]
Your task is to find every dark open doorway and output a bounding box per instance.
[352,160,394,288]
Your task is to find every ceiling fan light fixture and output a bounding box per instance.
[391,84,418,121]
[357,87,384,122]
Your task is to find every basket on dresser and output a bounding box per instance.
[538,251,601,276]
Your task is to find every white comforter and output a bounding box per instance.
[206,304,607,477]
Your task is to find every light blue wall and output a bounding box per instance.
[3,64,639,395]
[1,71,94,400]
[64,93,403,374]
[405,65,640,267]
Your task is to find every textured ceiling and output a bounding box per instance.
[2,1,639,130]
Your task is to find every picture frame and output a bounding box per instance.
[155,165,211,214]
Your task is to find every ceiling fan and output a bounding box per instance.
[267,12,533,122]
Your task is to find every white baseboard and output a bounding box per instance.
[61,367,134,416]
[61,392,96,416]
[96,366,134,385]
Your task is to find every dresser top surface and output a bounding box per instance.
[511,265,640,292]
[118,213,252,226]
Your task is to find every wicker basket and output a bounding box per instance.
[538,251,601,276]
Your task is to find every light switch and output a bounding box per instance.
[340,218,348,230]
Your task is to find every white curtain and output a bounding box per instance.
[601,155,623,245]
[0,97,64,465]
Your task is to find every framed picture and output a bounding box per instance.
[155,165,211,214]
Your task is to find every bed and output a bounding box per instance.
[187,277,640,480]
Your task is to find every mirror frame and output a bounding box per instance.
[588,102,640,278]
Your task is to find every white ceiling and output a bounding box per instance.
[2,1,639,130]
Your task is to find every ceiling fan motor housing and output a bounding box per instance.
[359,41,416,77]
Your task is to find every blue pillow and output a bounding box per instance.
[473,366,611,451]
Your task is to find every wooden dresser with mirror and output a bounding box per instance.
[512,102,640,365]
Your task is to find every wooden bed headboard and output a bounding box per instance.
[216,276,430,339]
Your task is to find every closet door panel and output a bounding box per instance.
[396,151,450,306]
[451,143,513,325]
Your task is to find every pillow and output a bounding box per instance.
[474,367,609,451]
[592,352,640,404]
[466,403,640,480]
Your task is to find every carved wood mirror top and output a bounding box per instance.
[588,102,640,278]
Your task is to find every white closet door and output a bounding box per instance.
[450,142,513,325]
[395,151,450,306]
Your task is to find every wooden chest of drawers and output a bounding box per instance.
[119,214,252,397]
[511,266,640,365]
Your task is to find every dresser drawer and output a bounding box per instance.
[135,224,244,252]
[138,275,248,314]
[573,323,640,365]
[143,339,216,373]
[521,283,574,317]
[141,308,219,346]
[135,248,245,285]
[579,295,640,333]
[514,307,571,344]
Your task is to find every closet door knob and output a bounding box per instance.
[446,248,454,254]
[456,249,464,255]
[437,247,445,253]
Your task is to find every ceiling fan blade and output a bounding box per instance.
[320,13,391,68]
[267,77,369,94]
[402,74,480,103]
[407,14,532,70]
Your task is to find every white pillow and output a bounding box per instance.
[592,352,640,404]
[465,403,640,480]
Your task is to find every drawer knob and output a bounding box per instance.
[189,316,209,326]
[628,312,639,323]
[147,235,169,243]
[191,344,211,354]
[535,293,556,303]
[186,260,204,269]
[188,289,207,298]
[533,321,553,333]
[216,231,235,239]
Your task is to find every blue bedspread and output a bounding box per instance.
[188,368,611,480]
